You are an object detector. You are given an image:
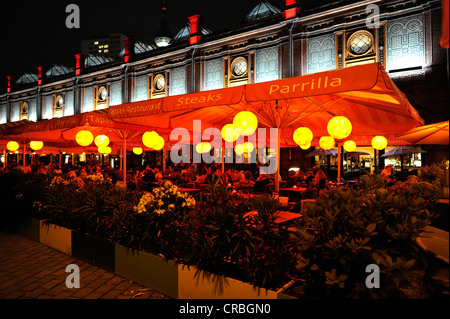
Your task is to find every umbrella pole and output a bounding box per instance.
[123,139,127,185]
[23,144,26,166]
[222,144,225,175]
[337,143,342,183]
[275,130,280,193]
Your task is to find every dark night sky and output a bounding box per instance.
[0,0,296,88]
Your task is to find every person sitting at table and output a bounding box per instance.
[317,177,330,196]
[285,170,297,187]
[234,170,255,190]
[314,168,327,185]
[142,166,157,191]
[302,175,318,199]
[253,172,271,193]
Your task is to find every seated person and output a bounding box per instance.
[234,171,255,189]
[254,172,273,192]
[285,170,297,187]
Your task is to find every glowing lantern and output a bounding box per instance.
[299,142,311,150]
[30,141,44,151]
[235,144,245,155]
[98,146,111,154]
[7,141,19,152]
[243,142,254,153]
[327,116,352,140]
[221,124,240,142]
[94,135,110,147]
[319,136,335,150]
[133,147,143,155]
[142,131,160,148]
[196,142,211,154]
[233,111,258,136]
[152,136,165,150]
[343,140,357,152]
[293,127,313,145]
[76,130,94,146]
[372,136,388,150]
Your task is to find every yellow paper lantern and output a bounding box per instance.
[98,146,112,154]
[299,142,311,150]
[196,142,211,154]
[142,131,160,148]
[327,116,352,140]
[293,127,313,145]
[233,111,258,136]
[7,141,19,152]
[343,140,357,152]
[319,136,335,150]
[372,136,388,150]
[30,141,44,151]
[221,124,240,142]
[133,147,143,155]
[152,136,165,150]
[76,130,94,146]
[94,135,110,147]
[243,142,254,153]
[235,144,245,155]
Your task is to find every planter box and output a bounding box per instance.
[114,244,179,299]
[20,216,41,242]
[39,220,72,255]
[71,231,115,273]
[177,265,279,299]
[18,219,297,299]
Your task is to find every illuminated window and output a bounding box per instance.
[227,56,250,87]
[344,30,377,67]
[232,57,248,76]
[20,102,28,120]
[151,73,166,99]
[348,32,373,55]
[154,74,166,90]
[53,95,64,118]
[95,86,108,110]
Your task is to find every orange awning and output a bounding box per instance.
[109,63,423,147]
[397,121,449,145]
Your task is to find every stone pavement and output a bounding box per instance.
[0,231,171,299]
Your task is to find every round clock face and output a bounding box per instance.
[348,31,373,55]
[99,87,107,101]
[154,74,166,90]
[232,57,248,76]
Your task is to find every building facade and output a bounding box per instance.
[1,0,448,171]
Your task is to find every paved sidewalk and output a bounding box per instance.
[0,231,171,299]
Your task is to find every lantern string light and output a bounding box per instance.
[293,127,313,146]
[30,141,44,151]
[327,116,352,140]
[319,136,335,150]
[94,135,110,147]
[372,136,388,150]
[233,111,258,136]
[7,141,20,152]
[76,130,94,147]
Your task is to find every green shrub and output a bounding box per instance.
[290,173,433,298]
[181,178,297,289]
